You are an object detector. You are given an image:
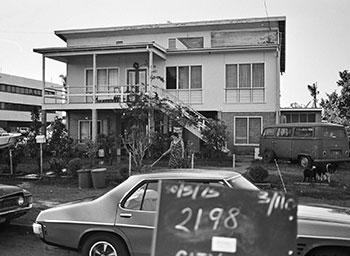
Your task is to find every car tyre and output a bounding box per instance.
[81,233,129,256]
[262,150,275,163]
[299,156,311,168]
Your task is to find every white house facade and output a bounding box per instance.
[34,16,286,154]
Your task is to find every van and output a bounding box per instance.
[259,122,350,167]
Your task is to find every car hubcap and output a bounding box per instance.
[89,241,117,256]
[300,158,308,168]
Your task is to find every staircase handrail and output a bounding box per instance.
[151,85,210,130]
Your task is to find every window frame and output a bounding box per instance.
[121,180,159,212]
[234,116,263,146]
[78,120,103,141]
[225,62,265,103]
[165,65,202,90]
[84,66,120,93]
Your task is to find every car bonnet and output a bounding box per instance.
[0,184,23,198]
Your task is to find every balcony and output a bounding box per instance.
[43,84,151,110]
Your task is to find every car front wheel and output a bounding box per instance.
[81,233,129,256]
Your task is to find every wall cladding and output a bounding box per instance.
[221,111,276,154]
[211,30,278,47]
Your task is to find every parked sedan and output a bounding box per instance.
[0,184,33,224]
[33,169,350,256]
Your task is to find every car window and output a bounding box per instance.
[294,127,313,137]
[124,181,159,211]
[277,128,292,137]
[262,128,275,137]
[322,127,346,138]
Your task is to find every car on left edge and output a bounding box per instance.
[0,184,33,225]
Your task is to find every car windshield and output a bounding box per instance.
[226,176,259,191]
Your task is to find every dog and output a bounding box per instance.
[303,166,317,182]
[315,163,337,183]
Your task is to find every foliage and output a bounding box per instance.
[47,117,74,159]
[119,167,130,181]
[0,137,26,173]
[307,82,319,108]
[96,133,118,164]
[23,109,42,164]
[84,139,99,167]
[48,157,65,176]
[320,70,350,125]
[121,126,154,173]
[245,165,269,183]
[67,158,82,177]
[201,118,229,159]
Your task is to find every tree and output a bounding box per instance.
[202,118,229,159]
[320,70,350,125]
[307,82,319,108]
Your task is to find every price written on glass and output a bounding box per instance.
[258,191,297,217]
[175,206,240,233]
[166,183,221,200]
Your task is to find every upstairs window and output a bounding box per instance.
[225,63,265,103]
[166,66,202,90]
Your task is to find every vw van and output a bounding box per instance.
[259,122,350,167]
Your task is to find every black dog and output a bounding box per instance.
[303,166,317,182]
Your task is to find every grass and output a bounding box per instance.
[2,158,350,226]
[248,160,350,207]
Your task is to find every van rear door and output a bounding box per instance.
[321,126,349,160]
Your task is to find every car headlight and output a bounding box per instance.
[18,196,25,206]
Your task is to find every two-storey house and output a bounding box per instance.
[34,16,286,154]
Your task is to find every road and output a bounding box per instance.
[0,224,79,256]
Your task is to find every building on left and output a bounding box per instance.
[0,72,61,132]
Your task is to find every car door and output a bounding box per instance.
[273,127,293,159]
[115,180,159,256]
[115,179,226,256]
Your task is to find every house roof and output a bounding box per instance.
[33,42,167,62]
[53,16,286,72]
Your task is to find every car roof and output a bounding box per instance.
[131,169,241,180]
[264,122,344,129]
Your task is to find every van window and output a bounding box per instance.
[322,127,346,138]
[294,127,313,137]
[277,128,292,137]
[263,128,275,137]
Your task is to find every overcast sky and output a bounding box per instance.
[0,0,349,107]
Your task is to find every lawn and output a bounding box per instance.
[2,159,350,226]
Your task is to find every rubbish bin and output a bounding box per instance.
[91,168,107,189]
[77,169,92,189]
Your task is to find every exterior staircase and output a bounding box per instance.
[150,85,210,141]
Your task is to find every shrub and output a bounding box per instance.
[120,167,130,181]
[48,157,65,176]
[245,165,269,183]
[67,158,82,177]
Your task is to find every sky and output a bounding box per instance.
[0,0,349,107]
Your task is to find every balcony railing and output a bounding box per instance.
[43,84,149,105]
